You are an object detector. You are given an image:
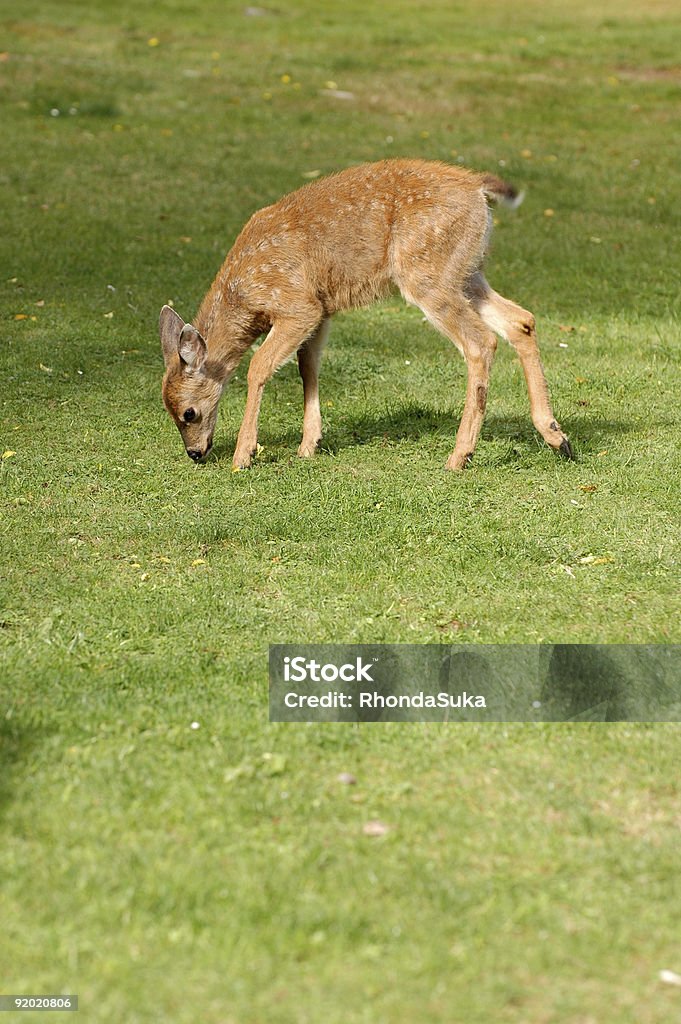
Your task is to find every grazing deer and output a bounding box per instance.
[160,159,572,470]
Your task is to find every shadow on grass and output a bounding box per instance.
[0,718,41,821]
[212,402,641,462]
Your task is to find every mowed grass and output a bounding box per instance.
[1,1,681,1021]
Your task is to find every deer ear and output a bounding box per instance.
[178,324,207,370]
[159,305,185,366]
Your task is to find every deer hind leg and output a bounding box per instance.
[297,317,330,457]
[233,304,323,469]
[466,272,573,458]
[418,293,498,470]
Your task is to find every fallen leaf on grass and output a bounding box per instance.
[2,450,16,459]
[191,558,206,566]
[224,760,256,783]
[579,554,614,565]
[262,752,287,776]
[320,88,355,100]
[579,484,597,493]
[39,363,53,374]
[14,313,27,320]
[363,820,390,837]
[436,618,470,633]
[559,324,575,333]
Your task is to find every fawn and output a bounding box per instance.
[160,159,572,470]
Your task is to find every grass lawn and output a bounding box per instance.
[1,0,680,1020]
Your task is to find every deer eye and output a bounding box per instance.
[183,408,196,423]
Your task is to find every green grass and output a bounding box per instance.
[1,1,680,1020]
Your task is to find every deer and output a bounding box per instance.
[160,158,573,471]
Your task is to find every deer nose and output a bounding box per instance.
[186,448,203,462]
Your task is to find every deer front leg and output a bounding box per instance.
[297,318,330,457]
[233,309,323,469]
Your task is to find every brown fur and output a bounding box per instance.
[160,159,572,469]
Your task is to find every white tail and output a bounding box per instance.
[479,172,526,210]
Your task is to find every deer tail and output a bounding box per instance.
[479,173,525,210]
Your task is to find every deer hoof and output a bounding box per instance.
[297,439,321,458]
[559,437,575,460]
[446,451,473,471]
